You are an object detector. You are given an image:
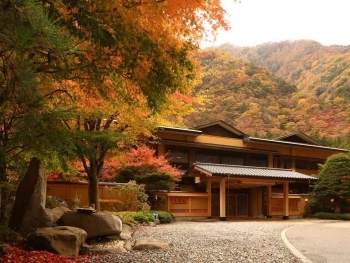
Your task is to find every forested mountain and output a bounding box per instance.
[182,42,350,145]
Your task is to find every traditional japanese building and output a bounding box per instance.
[152,120,347,220]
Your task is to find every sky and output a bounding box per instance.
[201,0,350,48]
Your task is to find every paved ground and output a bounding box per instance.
[285,220,350,263]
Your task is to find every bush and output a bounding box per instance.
[0,226,22,244]
[313,212,350,220]
[110,211,154,225]
[108,210,175,225]
[305,198,320,215]
[132,211,155,224]
[153,211,175,224]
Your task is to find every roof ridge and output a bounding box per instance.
[194,162,293,172]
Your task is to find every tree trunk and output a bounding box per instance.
[87,162,100,211]
[0,164,9,223]
[0,189,9,224]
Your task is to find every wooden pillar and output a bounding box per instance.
[219,177,226,221]
[268,154,274,168]
[283,182,289,219]
[167,195,171,213]
[206,179,212,218]
[291,158,296,171]
[266,185,272,217]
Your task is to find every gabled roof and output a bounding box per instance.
[193,120,246,138]
[276,131,320,145]
[187,162,317,180]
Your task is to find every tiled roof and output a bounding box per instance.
[191,162,317,180]
[245,137,348,152]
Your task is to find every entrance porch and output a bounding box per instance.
[155,162,315,220]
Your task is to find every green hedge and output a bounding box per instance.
[313,212,350,220]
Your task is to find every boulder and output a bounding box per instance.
[57,211,122,239]
[9,158,53,234]
[133,239,170,250]
[49,206,71,224]
[27,226,87,258]
[107,223,134,241]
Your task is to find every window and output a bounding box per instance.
[166,148,189,169]
[222,156,244,165]
[250,155,268,167]
[274,157,291,169]
[296,159,321,170]
[196,152,220,164]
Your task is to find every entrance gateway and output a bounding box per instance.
[186,162,317,220]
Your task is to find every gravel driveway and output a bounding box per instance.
[80,219,308,263]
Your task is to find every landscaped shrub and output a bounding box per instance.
[305,197,321,215]
[108,210,175,225]
[0,226,22,244]
[109,211,154,225]
[313,212,350,220]
[132,211,155,224]
[153,211,175,224]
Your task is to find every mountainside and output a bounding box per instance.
[220,40,350,101]
[182,43,350,141]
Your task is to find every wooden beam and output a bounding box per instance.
[193,167,212,176]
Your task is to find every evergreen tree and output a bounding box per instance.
[0,0,73,222]
[312,153,350,212]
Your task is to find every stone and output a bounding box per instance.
[57,211,122,239]
[49,206,71,224]
[9,158,53,234]
[108,223,134,240]
[80,241,127,255]
[133,239,170,250]
[27,226,87,258]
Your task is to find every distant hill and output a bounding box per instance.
[219,40,350,101]
[181,42,350,142]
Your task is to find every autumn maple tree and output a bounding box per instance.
[103,145,181,191]
[37,0,232,211]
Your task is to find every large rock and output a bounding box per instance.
[57,211,122,239]
[27,226,87,258]
[9,158,53,234]
[48,206,71,224]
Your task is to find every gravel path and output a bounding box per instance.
[79,220,308,263]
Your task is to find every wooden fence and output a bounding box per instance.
[47,181,136,211]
